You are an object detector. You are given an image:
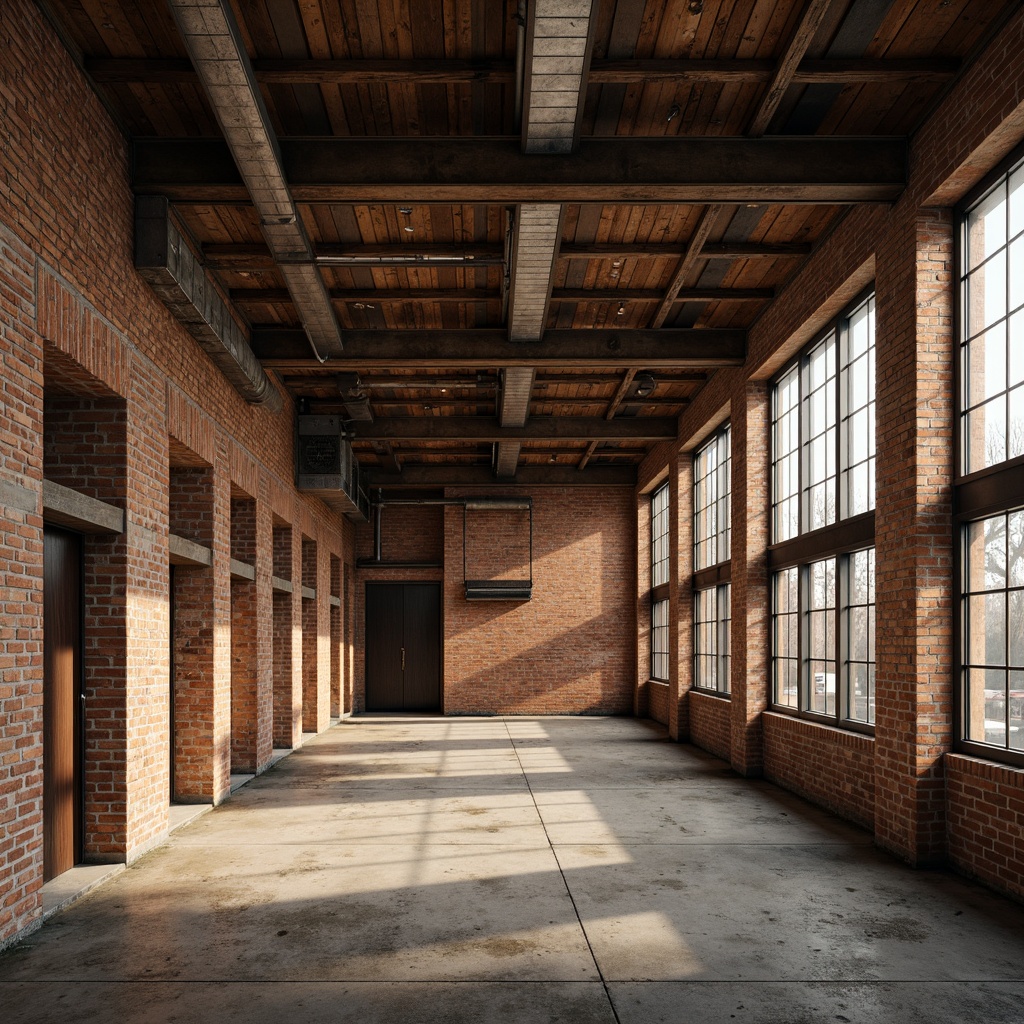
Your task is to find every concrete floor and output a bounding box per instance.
[3,716,1024,1023]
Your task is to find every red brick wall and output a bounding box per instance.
[946,755,1024,901]
[763,713,876,831]
[443,488,634,715]
[648,682,670,726]
[0,3,353,947]
[689,691,732,762]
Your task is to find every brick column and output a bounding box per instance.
[230,495,258,772]
[672,452,693,741]
[730,380,770,777]
[271,521,301,747]
[169,444,231,805]
[873,208,955,866]
[0,226,44,945]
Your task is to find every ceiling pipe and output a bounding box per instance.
[167,0,342,364]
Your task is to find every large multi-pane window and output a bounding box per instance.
[957,148,1024,764]
[693,426,731,694]
[770,292,876,728]
[651,483,670,682]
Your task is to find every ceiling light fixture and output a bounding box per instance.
[688,0,703,13]
[617,302,626,316]
[634,372,656,398]
[667,104,680,123]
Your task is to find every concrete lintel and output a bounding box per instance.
[230,557,256,581]
[42,480,125,535]
[169,533,213,567]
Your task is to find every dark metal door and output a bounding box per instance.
[365,583,440,712]
[43,527,82,881]
[402,584,441,711]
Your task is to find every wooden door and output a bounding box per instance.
[365,583,440,712]
[43,527,82,881]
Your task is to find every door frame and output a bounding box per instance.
[364,581,443,713]
[43,525,86,879]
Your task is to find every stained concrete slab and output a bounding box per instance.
[0,981,617,1024]
[1,841,595,982]
[3,715,1024,1024]
[554,841,1024,982]
[172,788,548,846]
[609,981,1024,1024]
[533,782,871,846]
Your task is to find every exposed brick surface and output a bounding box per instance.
[689,691,732,762]
[0,3,353,945]
[763,713,876,831]
[946,755,1024,902]
[648,682,670,727]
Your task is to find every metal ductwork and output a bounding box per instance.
[135,197,281,412]
[295,415,369,520]
[167,0,343,361]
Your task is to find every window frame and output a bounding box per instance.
[768,288,877,733]
[692,424,732,698]
[954,141,1024,767]
[650,482,670,683]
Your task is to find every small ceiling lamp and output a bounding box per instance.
[617,302,626,316]
[667,104,680,123]
[634,372,656,398]
[688,0,703,13]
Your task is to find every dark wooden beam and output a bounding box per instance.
[203,242,504,271]
[204,240,810,271]
[650,206,721,329]
[362,465,636,487]
[230,285,769,304]
[283,370,705,388]
[552,287,772,302]
[748,0,835,137]
[231,287,497,303]
[134,137,907,205]
[251,327,746,368]
[86,56,957,86]
[349,416,678,442]
[560,241,813,259]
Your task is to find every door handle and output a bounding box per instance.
[401,647,405,671]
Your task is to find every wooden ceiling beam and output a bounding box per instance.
[362,465,637,487]
[134,137,907,204]
[348,416,678,442]
[202,242,504,270]
[282,371,705,388]
[201,241,810,271]
[250,327,745,368]
[228,285,770,303]
[86,56,957,86]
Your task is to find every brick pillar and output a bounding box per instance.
[169,447,231,805]
[0,226,44,945]
[873,208,955,866]
[671,452,693,741]
[272,521,299,747]
[301,535,322,733]
[230,495,258,772]
[730,380,770,777]
[254,491,273,765]
[330,555,342,718]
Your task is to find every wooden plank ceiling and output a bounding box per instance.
[44,0,1012,487]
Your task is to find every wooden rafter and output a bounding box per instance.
[250,327,745,368]
[85,56,958,86]
[349,416,678,442]
[133,137,907,205]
